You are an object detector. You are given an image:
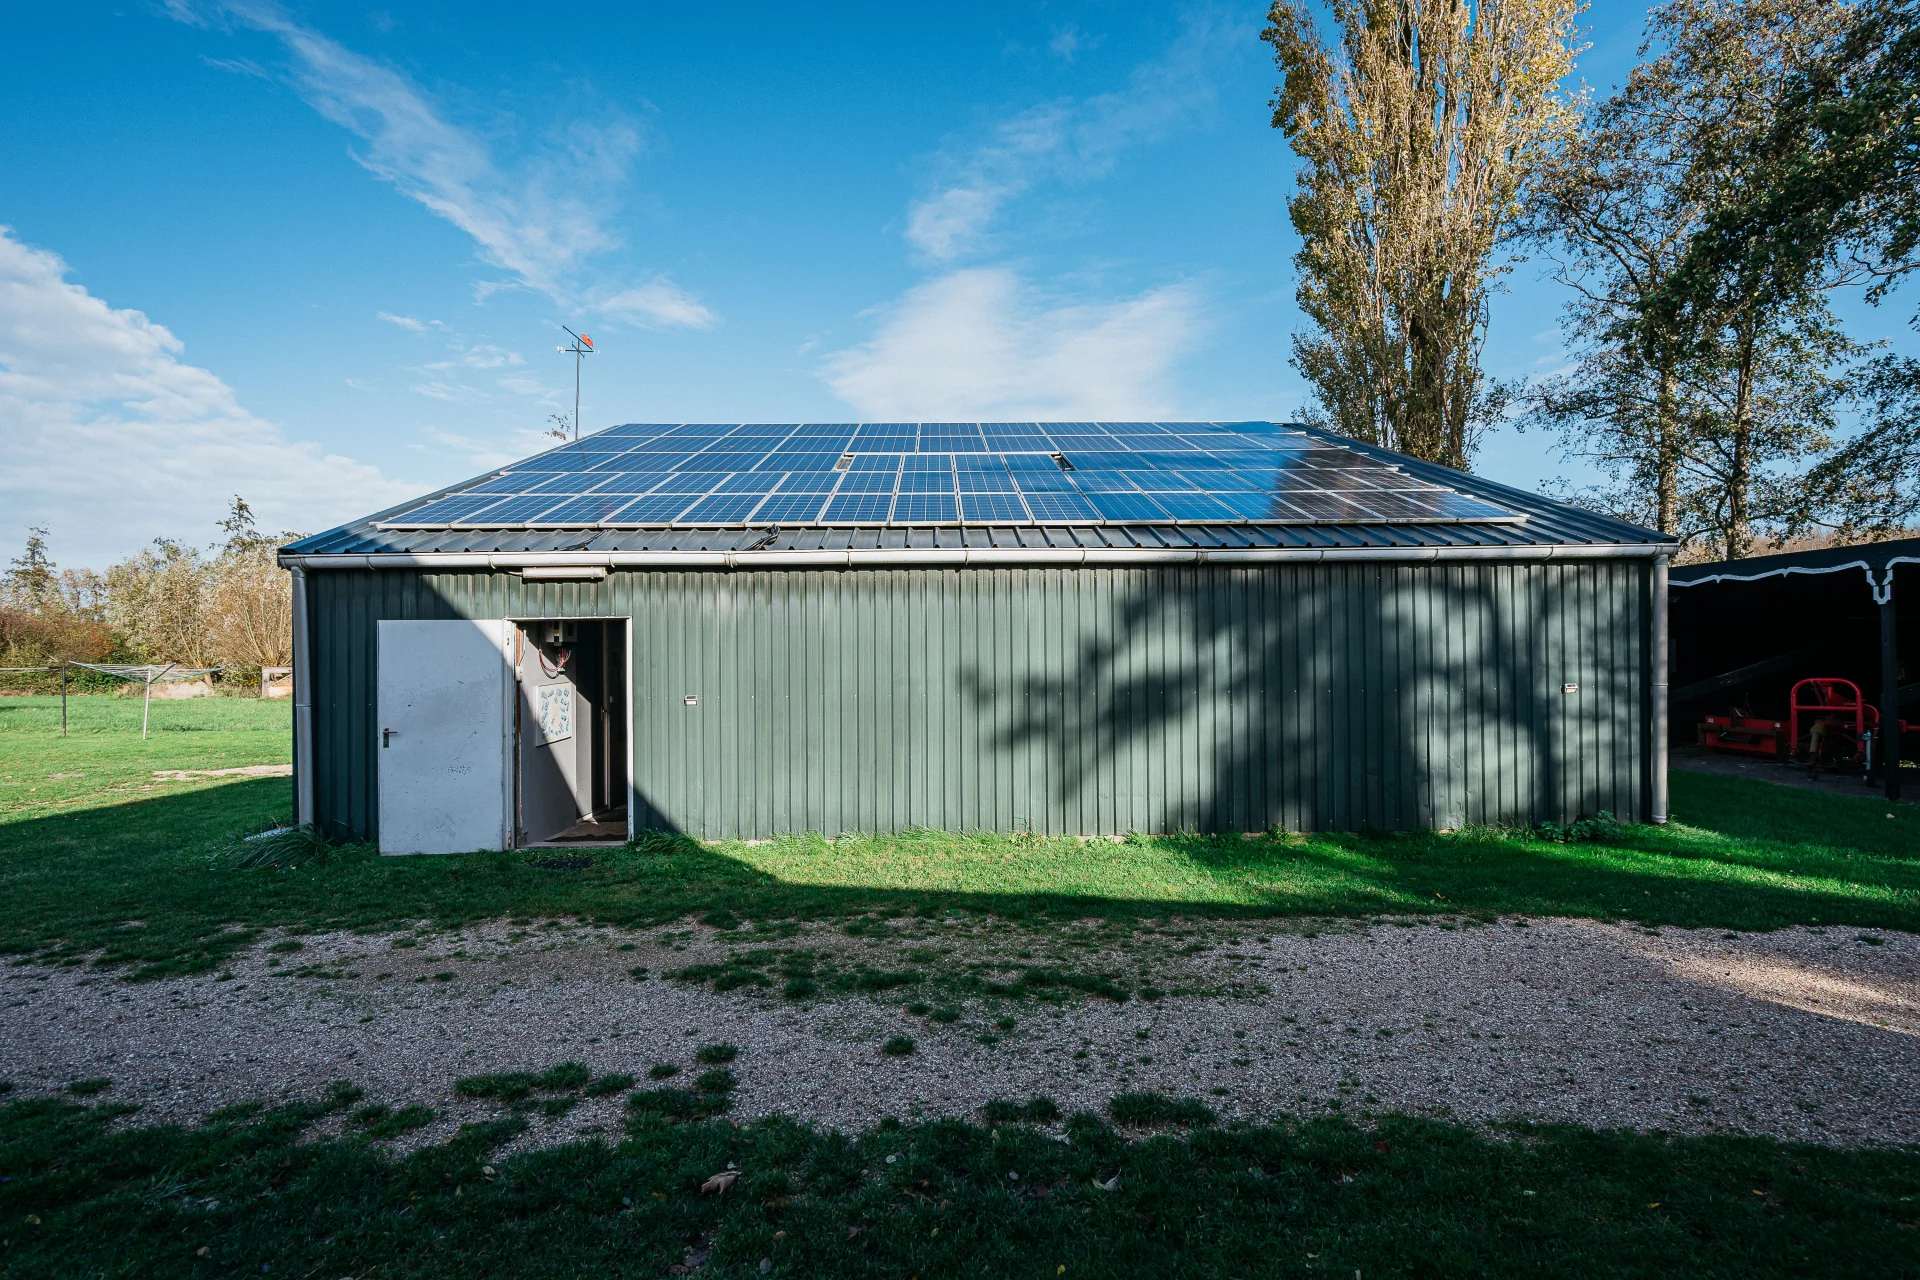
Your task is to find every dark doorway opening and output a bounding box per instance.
[513,618,629,845]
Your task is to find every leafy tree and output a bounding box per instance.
[1671,0,1920,536]
[1527,0,1864,557]
[3,527,56,612]
[1520,67,1709,536]
[1263,0,1582,469]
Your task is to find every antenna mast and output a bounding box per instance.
[557,326,595,441]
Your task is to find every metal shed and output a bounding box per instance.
[278,421,1676,852]
[1669,536,1916,800]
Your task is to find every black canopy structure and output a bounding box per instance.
[1669,537,1919,801]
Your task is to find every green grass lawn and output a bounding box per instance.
[1,695,1916,978]
[3,1089,1916,1279]
[4,697,1919,1275]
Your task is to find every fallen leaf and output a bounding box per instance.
[701,1171,739,1195]
[772,1231,787,1241]
[1373,1142,1390,1154]
[1094,1174,1120,1192]
[1647,1203,1661,1209]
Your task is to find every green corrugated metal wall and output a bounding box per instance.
[306,560,1651,840]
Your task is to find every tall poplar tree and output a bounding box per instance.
[1263,0,1583,469]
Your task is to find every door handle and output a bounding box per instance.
[382,728,396,747]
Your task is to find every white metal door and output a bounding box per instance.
[377,619,513,854]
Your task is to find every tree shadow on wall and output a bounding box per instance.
[958,563,1624,833]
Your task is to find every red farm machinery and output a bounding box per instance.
[1697,677,1908,778]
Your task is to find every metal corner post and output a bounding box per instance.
[1881,568,1901,803]
[1652,554,1670,824]
[289,565,316,827]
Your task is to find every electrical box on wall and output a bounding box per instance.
[539,621,577,646]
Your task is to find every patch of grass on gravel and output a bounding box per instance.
[4,1093,1919,1278]
[1108,1093,1217,1129]
[693,1044,738,1065]
[981,1097,1062,1125]
[350,1103,435,1140]
[532,1062,591,1091]
[453,1072,536,1102]
[5,695,1919,980]
[584,1073,634,1097]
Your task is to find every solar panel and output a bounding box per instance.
[375,422,1525,530]
[960,491,1028,522]
[536,495,638,524]
[893,493,958,523]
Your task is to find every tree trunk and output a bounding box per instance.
[1656,367,1679,535]
[1725,325,1757,560]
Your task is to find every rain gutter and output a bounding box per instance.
[280,543,1668,572]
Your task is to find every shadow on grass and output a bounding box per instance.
[2,769,1918,977]
[4,1092,1919,1279]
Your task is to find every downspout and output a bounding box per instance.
[1651,554,1670,824]
[289,565,316,829]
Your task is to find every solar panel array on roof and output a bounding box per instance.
[376,422,1523,530]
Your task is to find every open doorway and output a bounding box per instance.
[513,618,629,846]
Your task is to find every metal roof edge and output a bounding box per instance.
[279,542,1668,572]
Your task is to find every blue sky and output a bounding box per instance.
[2,1,1910,567]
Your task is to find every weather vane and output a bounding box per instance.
[555,326,594,442]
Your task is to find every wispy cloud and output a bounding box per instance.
[418,425,555,473]
[172,1,716,330]
[904,12,1238,262]
[0,226,414,566]
[825,267,1202,419]
[1048,24,1096,62]
[828,16,1233,421]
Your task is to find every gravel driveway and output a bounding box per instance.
[5,914,1916,1149]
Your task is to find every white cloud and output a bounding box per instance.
[418,426,554,473]
[376,310,428,331]
[823,267,1202,420]
[1048,24,1095,62]
[174,1,716,330]
[593,280,720,330]
[0,227,416,567]
[904,12,1238,262]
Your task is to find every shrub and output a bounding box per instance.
[694,1044,739,1065]
[783,977,818,1000]
[1532,811,1623,844]
[882,1036,916,1057]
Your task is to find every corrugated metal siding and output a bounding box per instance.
[306,561,1650,841]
